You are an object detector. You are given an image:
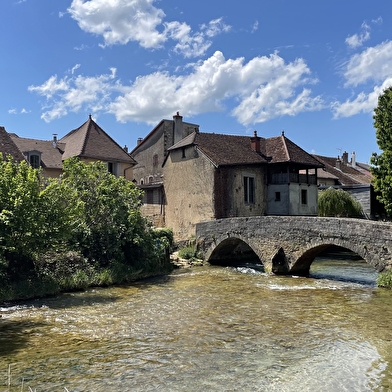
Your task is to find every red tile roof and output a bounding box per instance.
[60,116,136,164]
[168,131,323,168]
[0,126,26,162]
[313,154,372,185]
[10,135,64,169]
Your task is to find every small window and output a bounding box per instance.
[107,162,117,175]
[149,176,154,184]
[29,154,40,169]
[153,154,158,167]
[301,189,307,205]
[275,191,281,201]
[244,176,255,204]
[146,189,154,204]
[182,147,186,158]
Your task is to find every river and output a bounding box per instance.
[1,256,392,391]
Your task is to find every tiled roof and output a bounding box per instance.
[0,127,26,162]
[265,134,324,167]
[168,131,324,168]
[169,132,268,165]
[10,135,64,169]
[60,116,136,164]
[312,154,372,185]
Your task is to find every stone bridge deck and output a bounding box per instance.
[196,216,392,275]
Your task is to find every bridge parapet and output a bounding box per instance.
[196,216,392,274]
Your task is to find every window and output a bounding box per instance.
[153,154,158,167]
[107,162,117,175]
[301,189,307,205]
[146,189,154,204]
[244,176,255,204]
[275,191,281,201]
[182,147,186,158]
[29,154,40,169]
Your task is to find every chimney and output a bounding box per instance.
[137,138,143,145]
[123,145,128,153]
[52,134,58,148]
[250,130,261,153]
[351,151,356,167]
[342,151,348,165]
[173,111,183,144]
[336,156,341,170]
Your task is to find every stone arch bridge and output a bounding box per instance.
[196,216,392,275]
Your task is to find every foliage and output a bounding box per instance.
[318,187,363,218]
[377,270,392,288]
[60,157,147,266]
[371,86,392,216]
[0,155,77,279]
[178,246,202,260]
[0,156,173,302]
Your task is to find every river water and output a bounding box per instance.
[1,257,392,392]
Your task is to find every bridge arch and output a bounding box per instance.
[196,216,392,275]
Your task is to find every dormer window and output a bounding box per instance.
[25,151,41,169]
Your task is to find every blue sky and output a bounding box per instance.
[1,0,392,163]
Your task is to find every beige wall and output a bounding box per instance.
[215,165,267,218]
[163,146,216,241]
[289,183,318,215]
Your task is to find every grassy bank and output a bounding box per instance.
[0,250,174,304]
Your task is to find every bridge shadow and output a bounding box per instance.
[207,237,264,271]
[308,245,377,286]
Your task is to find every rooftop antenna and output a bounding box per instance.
[337,147,342,157]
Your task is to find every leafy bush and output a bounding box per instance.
[318,187,363,218]
[377,270,392,288]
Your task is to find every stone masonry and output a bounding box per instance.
[196,216,392,275]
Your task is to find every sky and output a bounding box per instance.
[1,1,392,163]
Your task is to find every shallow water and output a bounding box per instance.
[1,258,391,391]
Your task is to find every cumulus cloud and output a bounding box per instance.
[343,40,392,87]
[67,0,230,57]
[28,68,118,122]
[332,40,392,118]
[29,51,323,126]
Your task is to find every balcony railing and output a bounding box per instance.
[269,173,317,185]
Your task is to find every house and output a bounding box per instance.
[130,112,200,226]
[312,151,384,219]
[1,115,136,179]
[163,130,324,239]
[131,113,324,240]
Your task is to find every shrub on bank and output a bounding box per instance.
[377,270,392,288]
[0,156,173,303]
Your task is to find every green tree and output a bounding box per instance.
[318,187,363,218]
[371,86,392,216]
[61,157,147,266]
[0,155,76,278]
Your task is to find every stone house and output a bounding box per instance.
[1,116,136,179]
[129,112,199,226]
[312,151,384,219]
[163,130,324,240]
[131,113,324,240]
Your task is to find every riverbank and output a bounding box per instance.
[0,252,175,305]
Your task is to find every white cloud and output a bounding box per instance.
[344,40,392,87]
[332,40,392,118]
[29,50,322,126]
[28,68,118,122]
[332,79,392,119]
[345,22,370,49]
[67,0,230,57]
